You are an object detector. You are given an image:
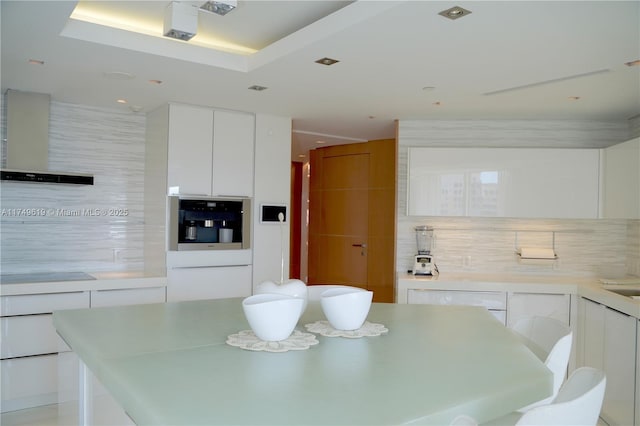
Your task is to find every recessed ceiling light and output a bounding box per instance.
[200,0,237,16]
[28,59,45,65]
[422,86,435,92]
[149,79,163,84]
[315,57,339,66]
[568,96,581,101]
[116,99,128,104]
[625,59,640,67]
[248,85,268,91]
[438,6,472,20]
[104,71,135,80]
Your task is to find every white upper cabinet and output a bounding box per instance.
[212,110,255,197]
[167,104,214,196]
[407,147,600,218]
[166,103,255,197]
[601,137,640,219]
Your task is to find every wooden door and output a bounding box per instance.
[308,139,396,302]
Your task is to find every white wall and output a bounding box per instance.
[397,119,639,279]
[252,113,292,291]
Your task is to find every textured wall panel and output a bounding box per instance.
[0,102,145,274]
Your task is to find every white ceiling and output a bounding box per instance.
[1,1,639,161]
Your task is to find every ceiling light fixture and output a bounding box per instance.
[568,96,581,101]
[116,99,128,104]
[28,59,45,65]
[199,0,237,16]
[315,57,340,66]
[103,71,135,80]
[625,59,640,67]
[438,6,472,20]
[248,85,268,91]
[149,79,163,85]
[163,2,197,41]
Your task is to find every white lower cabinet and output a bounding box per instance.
[167,265,252,302]
[0,314,69,358]
[603,308,636,425]
[506,292,571,327]
[407,289,507,324]
[0,291,89,413]
[90,286,166,307]
[580,297,636,426]
[0,355,59,413]
[1,283,167,414]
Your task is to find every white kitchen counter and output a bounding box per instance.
[0,270,167,296]
[397,272,640,318]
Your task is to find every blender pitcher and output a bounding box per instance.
[415,226,433,255]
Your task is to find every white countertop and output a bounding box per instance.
[398,272,640,318]
[0,270,167,296]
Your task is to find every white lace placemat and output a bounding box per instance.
[304,320,388,338]
[226,329,319,352]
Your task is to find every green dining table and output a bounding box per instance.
[52,297,552,425]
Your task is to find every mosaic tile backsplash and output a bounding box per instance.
[1,101,146,274]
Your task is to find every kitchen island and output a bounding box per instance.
[53,298,552,425]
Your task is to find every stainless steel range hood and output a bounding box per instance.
[1,90,93,185]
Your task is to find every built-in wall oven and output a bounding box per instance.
[168,196,251,251]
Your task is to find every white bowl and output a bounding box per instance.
[242,294,304,341]
[320,288,373,331]
[307,285,362,302]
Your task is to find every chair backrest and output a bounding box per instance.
[516,367,606,426]
[511,317,573,400]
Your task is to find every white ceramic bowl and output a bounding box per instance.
[307,285,362,302]
[242,293,304,341]
[320,288,373,331]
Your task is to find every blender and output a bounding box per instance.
[413,226,436,275]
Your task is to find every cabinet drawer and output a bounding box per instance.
[90,287,166,308]
[507,293,570,327]
[1,292,89,316]
[407,289,507,310]
[1,354,58,413]
[168,265,252,302]
[1,314,69,359]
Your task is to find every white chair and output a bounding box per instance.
[515,367,606,425]
[510,316,573,410]
[469,367,606,426]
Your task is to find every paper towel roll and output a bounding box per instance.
[518,247,556,259]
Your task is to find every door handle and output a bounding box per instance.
[352,243,367,256]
